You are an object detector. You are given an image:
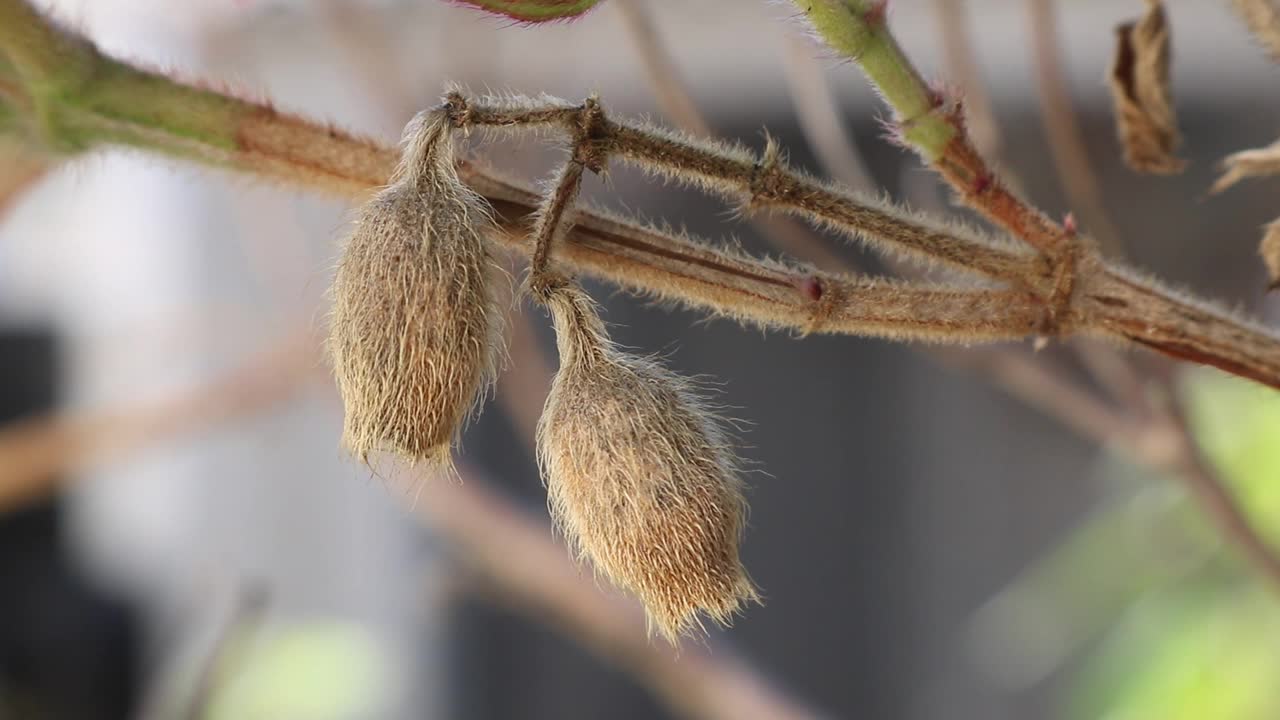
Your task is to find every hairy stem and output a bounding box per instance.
[1027,0,1126,257]
[3,0,1280,389]
[798,0,954,158]
[794,0,1063,254]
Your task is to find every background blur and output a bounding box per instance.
[2,1,1280,718]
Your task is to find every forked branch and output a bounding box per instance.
[0,0,1278,386]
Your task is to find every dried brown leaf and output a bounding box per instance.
[1262,218,1280,290]
[1231,0,1280,61]
[1108,0,1186,174]
[1211,137,1280,194]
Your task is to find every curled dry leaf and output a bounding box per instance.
[451,0,604,22]
[1231,0,1280,61]
[1262,219,1280,291]
[1108,0,1186,175]
[536,282,758,642]
[328,110,502,466]
[1211,137,1280,194]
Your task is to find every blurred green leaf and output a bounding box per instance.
[1060,370,1280,719]
[208,621,389,720]
[1070,588,1280,720]
[1184,369,1280,538]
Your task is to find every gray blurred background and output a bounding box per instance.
[2,1,1279,718]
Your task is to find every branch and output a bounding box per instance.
[1028,0,1127,256]
[616,0,855,273]
[418,470,825,720]
[2,1,1279,381]
[930,0,1006,174]
[0,332,317,511]
[779,33,877,194]
[0,352,825,720]
[800,0,1280,596]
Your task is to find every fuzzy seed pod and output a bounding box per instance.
[536,283,758,641]
[328,110,501,466]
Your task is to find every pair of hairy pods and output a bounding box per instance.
[328,108,757,640]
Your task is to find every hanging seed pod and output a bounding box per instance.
[328,109,501,466]
[536,283,758,641]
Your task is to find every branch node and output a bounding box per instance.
[443,90,472,130]
[572,95,609,174]
[747,137,790,209]
[798,274,840,336]
[1036,233,1087,341]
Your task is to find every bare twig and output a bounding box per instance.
[0,333,317,512]
[417,470,824,720]
[181,585,268,720]
[1027,0,1127,256]
[615,0,851,272]
[613,0,711,138]
[136,584,270,720]
[778,35,876,193]
[1158,389,1280,588]
[0,362,825,720]
[930,0,1008,176]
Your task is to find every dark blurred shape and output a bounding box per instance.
[0,330,139,720]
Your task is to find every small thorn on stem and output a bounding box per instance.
[971,171,993,196]
[1062,212,1077,236]
[864,0,889,28]
[925,81,949,110]
[795,275,824,302]
[877,116,908,148]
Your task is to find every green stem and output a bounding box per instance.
[795,0,956,159]
[57,61,243,155]
[0,0,242,157]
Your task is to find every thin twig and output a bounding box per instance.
[0,364,825,720]
[136,584,270,720]
[615,0,852,272]
[1158,389,1280,589]
[612,0,711,138]
[416,469,826,720]
[181,585,269,720]
[930,0,1008,177]
[1027,0,1127,258]
[622,0,1138,461]
[0,333,317,512]
[778,34,876,193]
